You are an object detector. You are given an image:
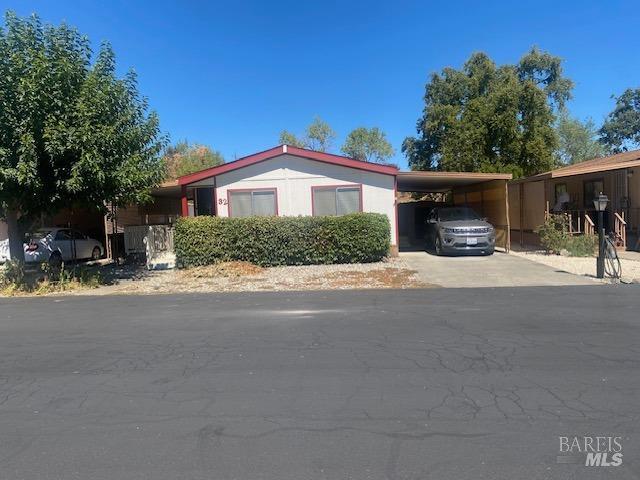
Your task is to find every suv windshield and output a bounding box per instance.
[438,207,480,222]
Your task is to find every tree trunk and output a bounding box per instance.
[5,210,25,262]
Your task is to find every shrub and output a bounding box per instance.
[535,214,598,257]
[565,234,598,257]
[174,213,391,268]
[1,260,103,295]
[535,214,569,254]
[0,260,27,287]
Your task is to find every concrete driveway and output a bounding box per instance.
[401,251,598,287]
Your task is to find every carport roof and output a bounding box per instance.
[397,171,512,192]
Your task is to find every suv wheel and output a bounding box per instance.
[434,236,443,256]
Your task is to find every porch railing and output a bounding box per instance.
[584,213,595,236]
[614,212,627,249]
[550,209,626,247]
[546,204,637,251]
[550,209,593,235]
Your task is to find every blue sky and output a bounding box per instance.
[1,0,639,169]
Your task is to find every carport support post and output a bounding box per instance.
[519,184,524,247]
[181,186,188,217]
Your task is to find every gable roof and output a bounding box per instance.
[511,149,640,184]
[177,145,399,185]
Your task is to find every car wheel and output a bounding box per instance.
[434,236,443,256]
[49,252,62,267]
[48,252,63,277]
[91,247,101,261]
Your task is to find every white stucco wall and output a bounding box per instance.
[213,154,397,245]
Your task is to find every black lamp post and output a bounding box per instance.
[593,193,609,278]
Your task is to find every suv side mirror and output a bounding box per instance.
[427,218,436,224]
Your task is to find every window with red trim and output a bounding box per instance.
[229,189,276,217]
[312,186,361,216]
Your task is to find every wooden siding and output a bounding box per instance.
[452,179,511,250]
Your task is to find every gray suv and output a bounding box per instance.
[426,206,495,255]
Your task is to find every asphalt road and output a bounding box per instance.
[0,286,639,480]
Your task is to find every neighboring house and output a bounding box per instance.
[509,150,640,249]
[177,145,400,249]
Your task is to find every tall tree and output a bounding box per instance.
[341,127,394,163]
[278,130,305,148]
[305,117,336,152]
[556,111,605,164]
[164,141,224,179]
[599,88,640,153]
[0,12,166,260]
[403,48,573,177]
[278,116,336,152]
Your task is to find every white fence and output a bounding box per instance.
[124,225,175,269]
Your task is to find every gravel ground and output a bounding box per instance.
[511,249,640,284]
[65,257,432,295]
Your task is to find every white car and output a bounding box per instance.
[24,228,104,265]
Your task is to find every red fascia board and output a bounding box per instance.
[178,145,398,186]
[178,146,284,185]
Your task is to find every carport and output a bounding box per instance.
[396,172,512,251]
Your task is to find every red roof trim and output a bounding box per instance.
[177,145,398,185]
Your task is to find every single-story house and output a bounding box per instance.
[175,145,513,253]
[176,144,400,249]
[508,150,640,249]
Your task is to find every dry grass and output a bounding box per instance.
[177,261,264,279]
[307,267,432,289]
[0,268,102,297]
[52,257,434,296]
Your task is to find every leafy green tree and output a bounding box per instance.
[556,111,605,164]
[599,88,640,152]
[278,116,336,152]
[164,141,224,179]
[403,48,573,177]
[278,130,305,148]
[517,47,574,110]
[341,127,395,163]
[0,12,166,260]
[305,117,336,152]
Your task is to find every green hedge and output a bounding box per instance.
[174,213,391,267]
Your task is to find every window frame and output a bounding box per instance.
[554,183,567,203]
[311,184,363,216]
[227,188,278,217]
[583,178,604,209]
